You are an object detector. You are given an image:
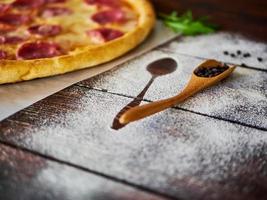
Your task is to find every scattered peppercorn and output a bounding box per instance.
[230,53,236,58]
[257,57,263,62]
[243,53,251,58]
[194,65,229,78]
[237,50,242,55]
[223,51,229,55]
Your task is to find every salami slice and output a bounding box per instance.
[85,0,120,8]
[28,24,62,36]
[0,35,26,44]
[0,14,31,26]
[40,7,72,18]
[0,3,10,13]
[45,0,67,3]
[12,0,45,9]
[0,36,4,44]
[0,50,8,59]
[87,28,124,43]
[17,42,63,60]
[91,9,125,25]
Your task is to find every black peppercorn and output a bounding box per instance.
[230,53,236,58]
[257,57,263,62]
[194,65,229,78]
[243,53,251,58]
[223,51,229,55]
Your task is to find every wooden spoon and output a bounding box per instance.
[119,59,236,125]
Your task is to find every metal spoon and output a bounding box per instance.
[119,59,236,125]
[112,58,177,130]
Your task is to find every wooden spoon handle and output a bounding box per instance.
[119,86,196,124]
[119,98,176,124]
[119,83,198,125]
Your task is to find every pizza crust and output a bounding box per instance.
[0,0,155,84]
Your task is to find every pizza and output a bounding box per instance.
[0,0,155,84]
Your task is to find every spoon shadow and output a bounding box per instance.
[111,58,177,130]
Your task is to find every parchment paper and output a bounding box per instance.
[0,21,178,121]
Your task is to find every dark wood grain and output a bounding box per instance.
[152,0,267,42]
[0,143,167,200]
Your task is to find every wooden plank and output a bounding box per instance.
[0,87,266,200]
[0,143,167,200]
[79,50,267,130]
[161,33,267,70]
[152,0,267,42]
[153,0,267,17]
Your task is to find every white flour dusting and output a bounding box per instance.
[19,88,267,199]
[0,145,163,200]
[79,50,267,129]
[35,159,164,200]
[163,32,267,69]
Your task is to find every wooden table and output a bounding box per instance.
[0,1,266,200]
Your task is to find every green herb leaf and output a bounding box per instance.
[159,11,218,36]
